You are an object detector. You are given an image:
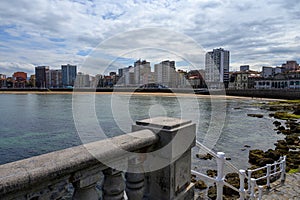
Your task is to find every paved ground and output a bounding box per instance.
[261,173,300,200]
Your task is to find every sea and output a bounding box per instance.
[0,93,284,172]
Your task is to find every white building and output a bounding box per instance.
[75,72,90,88]
[205,48,230,88]
[134,59,151,86]
[154,60,177,88]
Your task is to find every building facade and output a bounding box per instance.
[154,60,177,88]
[75,72,90,88]
[62,64,77,87]
[12,72,27,88]
[205,48,230,88]
[35,66,49,88]
[134,60,151,86]
[47,69,62,88]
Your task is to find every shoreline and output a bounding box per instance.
[0,90,283,101]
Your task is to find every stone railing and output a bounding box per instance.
[0,117,196,200]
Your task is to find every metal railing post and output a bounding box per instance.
[247,170,252,194]
[216,152,225,200]
[239,169,246,200]
[280,156,286,184]
[250,178,256,200]
[266,164,271,190]
[258,185,264,200]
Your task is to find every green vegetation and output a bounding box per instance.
[274,112,300,120]
[288,168,299,174]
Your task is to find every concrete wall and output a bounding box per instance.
[226,89,300,100]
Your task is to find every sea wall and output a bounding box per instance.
[226,89,300,100]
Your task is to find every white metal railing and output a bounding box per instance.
[192,140,287,200]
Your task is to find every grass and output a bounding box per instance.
[288,168,299,174]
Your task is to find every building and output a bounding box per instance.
[12,72,27,88]
[229,70,261,89]
[282,61,299,72]
[134,59,151,86]
[47,69,62,88]
[75,72,90,88]
[35,66,49,88]
[154,60,177,88]
[186,70,206,88]
[205,48,230,88]
[29,75,35,88]
[240,65,250,71]
[255,71,300,89]
[262,66,282,78]
[117,66,135,86]
[62,64,77,87]
[0,74,7,88]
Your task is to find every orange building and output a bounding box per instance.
[12,72,27,88]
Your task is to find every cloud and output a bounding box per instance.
[0,0,299,75]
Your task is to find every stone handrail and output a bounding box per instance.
[0,117,196,200]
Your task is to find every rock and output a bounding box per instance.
[196,153,213,160]
[247,113,264,118]
[207,185,217,200]
[249,149,264,165]
[277,126,285,131]
[225,157,231,161]
[273,121,281,126]
[258,158,275,166]
[241,148,246,151]
[194,180,208,190]
[293,109,300,115]
[244,144,251,148]
[207,169,217,177]
[264,149,281,161]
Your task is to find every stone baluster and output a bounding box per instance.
[125,156,145,199]
[103,168,125,200]
[72,168,102,200]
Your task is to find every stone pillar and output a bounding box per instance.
[125,157,145,199]
[102,168,125,200]
[132,117,196,200]
[73,168,102,200]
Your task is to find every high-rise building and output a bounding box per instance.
[62,64,77,87]
[154,60,177,88]
[205,48,230,88]
[35,66,49,88]
[0,74,7,88]
[47,69,62,88]
[134,59,151,85]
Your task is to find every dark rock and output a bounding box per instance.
[249,149,264,165]
[247,113,264,118]
[277,126,285,131]
[225,157,231,161]
[258,158,275,166]
[194,180,208,190]
[264,149,281,161]
[244,145,251,148]
[208,185,217,200]
[207,169,217,177]
[273,121,281,126]
[196,153,213,160]
[293,109,300,115]
[241,148,246,151]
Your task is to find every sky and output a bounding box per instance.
[0,0,300,76]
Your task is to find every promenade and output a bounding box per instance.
[262,173,300,200]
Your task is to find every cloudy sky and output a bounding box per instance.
[0,0,299,76]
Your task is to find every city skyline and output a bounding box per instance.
[0,0,300,76]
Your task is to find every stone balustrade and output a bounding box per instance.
[0,117,196,200]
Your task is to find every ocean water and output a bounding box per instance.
[0,93,283,171]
